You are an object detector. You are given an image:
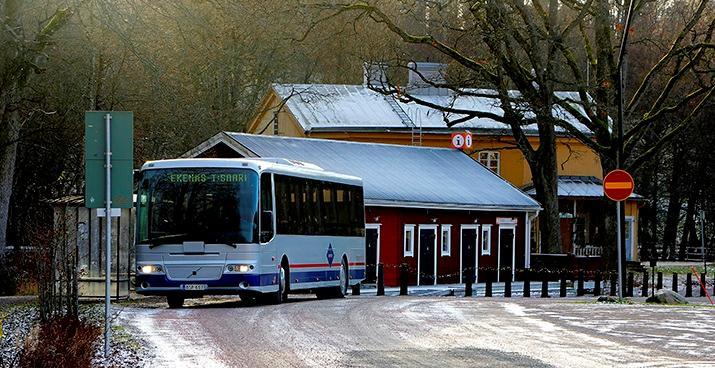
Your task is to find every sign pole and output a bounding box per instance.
[104,113,112,358]
[701,209,707,275]
[616,201,623,299]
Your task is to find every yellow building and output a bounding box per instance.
[245,63,642,260]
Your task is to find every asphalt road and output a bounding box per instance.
[118,296,715,368]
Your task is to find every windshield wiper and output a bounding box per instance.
[147,233,189,248]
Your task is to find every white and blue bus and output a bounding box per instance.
[134,158,366,307]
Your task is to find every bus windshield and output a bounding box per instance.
[136,168,259,246]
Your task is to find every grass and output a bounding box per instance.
[650,265,710,275]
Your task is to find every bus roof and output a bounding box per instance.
[140,158,363,186]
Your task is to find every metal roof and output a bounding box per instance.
[523,176,642,199]
[272,84,593,134]
[216,133,540,211]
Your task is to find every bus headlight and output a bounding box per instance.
[225,264,254,273]
[138,264,164,274]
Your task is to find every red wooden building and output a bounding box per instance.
[184,133,541,286]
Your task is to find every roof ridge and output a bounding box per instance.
[226,132,460,153]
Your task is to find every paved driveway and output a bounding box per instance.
[118,296,715,367]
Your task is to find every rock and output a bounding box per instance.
[646,289,688,305]
[597,296,618,303]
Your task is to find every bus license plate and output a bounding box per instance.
[183,284,207,291]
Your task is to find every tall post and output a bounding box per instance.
[701,210,707,275]
[615,0,635,300]
[616,201,623,299]
[103,113,112,358]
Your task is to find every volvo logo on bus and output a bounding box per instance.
[327,244,335,267]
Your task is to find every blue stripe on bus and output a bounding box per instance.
[138,268,365,288]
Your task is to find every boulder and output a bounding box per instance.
[646,289,688,305]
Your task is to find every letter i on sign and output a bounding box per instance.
[451,133,465,149]
[465,132,473,148]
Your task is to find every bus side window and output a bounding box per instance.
[260,173,274,242]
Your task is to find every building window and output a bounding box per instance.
[478,151,500,174]
[481,225,492,255]
[440,225,451,256]
[404,224,415,257]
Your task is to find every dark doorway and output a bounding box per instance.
[461,227,478,283]
[365,227,379,283]
[419,226,437,285]
[499,227,515,282]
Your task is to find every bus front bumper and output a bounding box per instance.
[135,273,279,295]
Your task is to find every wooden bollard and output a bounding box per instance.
[541,273,549,298]
[399,263,408,296]
[594,271,601,296]
[701,273,707,297]
[352,283,361,296]
[485,272,493,297]
[464,268,473,297]
[377,263,385,296]
[523,269,531,297]
[685,273,692,297]
[626,272,634,297]
[657,272,663,289]
[577,270,585,296]
[610,274,617,296]
[672,273,678,293]
[559,272,567,297]
[641,271,648,297]
[504,273,512,298]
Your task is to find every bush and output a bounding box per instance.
[19,316,100,368]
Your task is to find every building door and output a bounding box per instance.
[498,227,515,282]
[418,225,437,285]
[460,225,479,283]
[365,224,380,283]
[625,217,634,261]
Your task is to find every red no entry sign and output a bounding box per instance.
[603,169,634,201]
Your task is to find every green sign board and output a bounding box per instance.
[84,111,134,208]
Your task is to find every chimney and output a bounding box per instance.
[407,62,450,95]
[363,61,389,87]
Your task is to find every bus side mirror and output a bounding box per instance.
[261,210,274,242]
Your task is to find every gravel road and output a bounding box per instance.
[118,296,715,368]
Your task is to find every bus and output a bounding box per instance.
[134,158,366,307]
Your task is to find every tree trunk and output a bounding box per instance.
[528,134,561,254]
[0,107,20,248]
[662,146,683,260]
[679,189,697,261]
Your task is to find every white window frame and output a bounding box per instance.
[478,151,500,174]
[481,225,492,255]
[440,225,452,256]
[403,224,415,257]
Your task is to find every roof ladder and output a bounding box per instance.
[384,96,421,145]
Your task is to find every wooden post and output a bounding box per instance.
[523,269,531,297]
[685,273,692,297]
[577,270,585,296]
[657,272,663,289]
[504,271,512,298]
[464,267,473,297]
[485,272,492,297]
[610,273,617,296]
[541,272,549,298]
[560,272,567,297]
[641,271,648,297]
[594,271,601,296]
[376,263,385,296]
[626,272,634,297]
[399,263,408,296]
[672,273,678,293]
[701,273,706,297]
